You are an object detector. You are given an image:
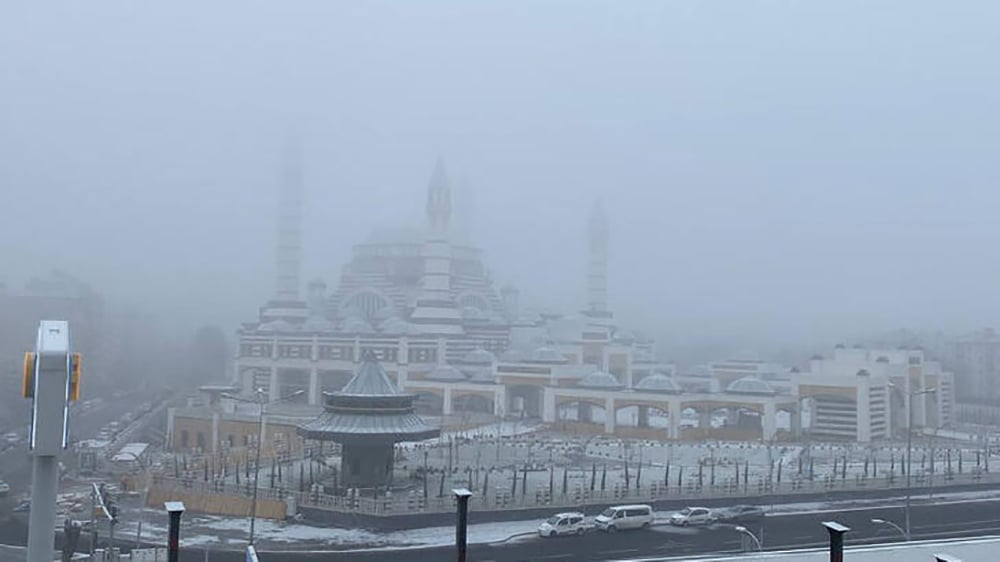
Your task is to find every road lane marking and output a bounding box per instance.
[601,548,640,555]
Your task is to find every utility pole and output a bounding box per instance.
[906,387,936,541]
[222,388,303,545]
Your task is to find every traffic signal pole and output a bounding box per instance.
[24,321,80,562]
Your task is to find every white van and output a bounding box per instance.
[594,504,654,532]
[538,512,587,537]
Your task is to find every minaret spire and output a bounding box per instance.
[410,161,463,335]
[274,136,304,302]
[586,198,610,317]
[426,158,451,234]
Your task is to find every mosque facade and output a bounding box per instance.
[217,150,957,449]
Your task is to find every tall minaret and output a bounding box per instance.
[586,199,612,319]
[274,137,304,302]
[409,160,464,335]
[260,138,308,324]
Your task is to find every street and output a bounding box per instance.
[153,497,1000,562]
[0,388,162,542]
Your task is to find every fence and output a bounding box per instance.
[152,461,1000,519]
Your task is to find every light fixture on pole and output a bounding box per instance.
[222,388,305,545]
[905,387,936,541]
[871,518,906,539]
[734,525,762,551]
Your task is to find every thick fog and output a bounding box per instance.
[2,1,999,351]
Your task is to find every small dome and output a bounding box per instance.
[726,376,777,395]
[340,317,373,334]
[499,349,527,362]
[258,320,294,333]
[462,349,496,365]
[530,346,566,363]
[633,374,682,394]
[426,365,466,382]
[466,368,496,384]
[579,371,624,389]
[301,317,337,333]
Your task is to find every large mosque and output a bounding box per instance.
[234,152,660,415]
[175,148,956,455]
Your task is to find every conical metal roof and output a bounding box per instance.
[297,351,440,443]
[340,351,399,396]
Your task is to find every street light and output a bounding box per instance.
[221,388,305,545]
[904,387,936,541]
[734,526,762,551]
[871,518,906,539]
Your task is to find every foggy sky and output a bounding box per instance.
[2,1,999,350]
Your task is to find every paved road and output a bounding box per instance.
[171,498,1000,562]
[0,390,151,522]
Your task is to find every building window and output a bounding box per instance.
[181,430,189,448]
[196,433,206,449]
[409,348,436,363]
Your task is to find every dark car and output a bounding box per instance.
[717,505,765,522]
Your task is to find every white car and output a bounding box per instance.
[538,512,587,537]
[0,481,10,495]
[670,506,716,526]
[594,504,654,532]
[4,432,19,444]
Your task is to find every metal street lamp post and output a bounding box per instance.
[222,388,304,545]
[905,387,936,541]
[734,525,762,551]
[871,518,906,539]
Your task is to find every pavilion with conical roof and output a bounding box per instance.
[298,351,440,488]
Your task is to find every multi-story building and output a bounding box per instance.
[796,345,954,441]
[950,328,1000,404]
[0,272,105,427]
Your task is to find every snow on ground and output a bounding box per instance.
[111,487,1000,551]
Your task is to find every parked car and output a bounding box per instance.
[4,432,19,444]
[13,500,30,512]
[0,481,10,496]
[715,505,766,523]
[538,512,588,537]
[594,504,654,532]
[669,506,716,526]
